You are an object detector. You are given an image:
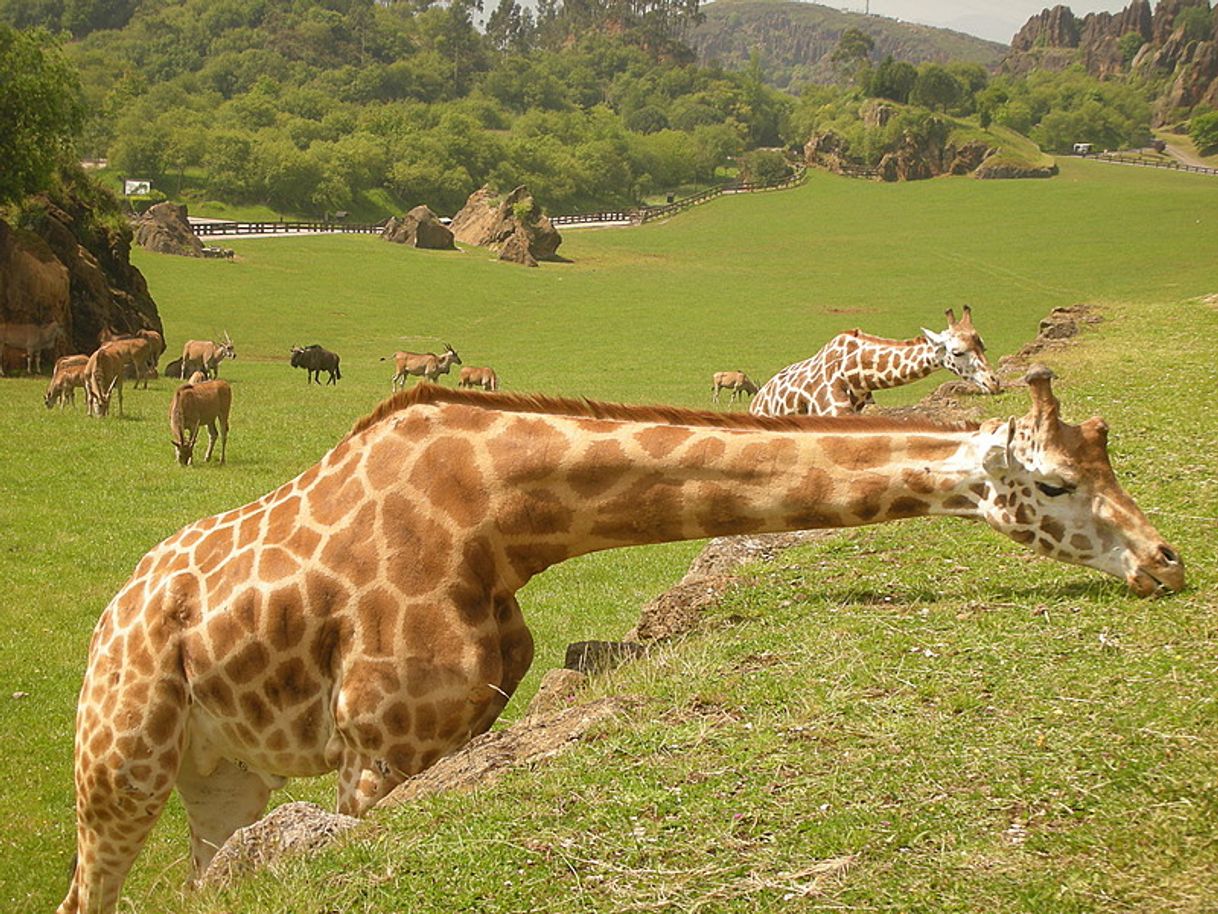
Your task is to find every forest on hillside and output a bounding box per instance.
[0,0,1190,219]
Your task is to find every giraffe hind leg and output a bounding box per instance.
[176,751,276,878]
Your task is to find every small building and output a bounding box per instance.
[1072,143,1093,155]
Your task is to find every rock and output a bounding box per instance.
[974,160,1059,180]
[525,668,586,719]
[497,229,538,267]
[133,202,204,257]
[947,140,994,175]
[449,185,563,263]
[381,205,455,250]
[201,801,361,885]
[860,100,896,129]
[2,171,162,355]
[564,641,647,674]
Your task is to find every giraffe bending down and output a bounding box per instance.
[59,368,1183,914]
[750,306,1001,417]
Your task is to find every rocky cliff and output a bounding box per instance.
[0,169,162,364]
[1005,1,1218,121]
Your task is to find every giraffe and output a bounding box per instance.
[750,306,1001,417]
[58,367,1183,914]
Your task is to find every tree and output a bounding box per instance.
[0,26,85,205]
[829,27,874,83]
[1118,31,1145,66]
[1174,5,1212,44]
[1190,110,1218,154]
[863,56,916,103]
[910,64,962,113]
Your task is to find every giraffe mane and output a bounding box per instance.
[346,384,980,439]
[848,331,931,347]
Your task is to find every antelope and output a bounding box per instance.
[712,370,759,404]
[100,327,165,367]
[381,343,461,390]
[84,345,128,418]
[44,355,89,409]
[101,336,156,389]
[0,320,67,375]
[179,332,236,379]
[458,365,499,391]
[168,379,232,466]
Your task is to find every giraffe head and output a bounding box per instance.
[976,366,1183,596]
[922,306,1001,394]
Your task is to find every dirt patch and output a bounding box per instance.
[1202,293,1218,310]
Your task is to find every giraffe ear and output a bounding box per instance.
[982,419,1016,474]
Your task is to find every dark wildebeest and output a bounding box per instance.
[164,358,207,382]
[290,345,342,385]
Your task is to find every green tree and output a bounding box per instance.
[0,26,85,205]
[863,56,916,103]
[1189,110,1218,154]
[910,64,962,113]
[829,27,874,83]
[1118,31,1145,66]
[1174,5,1212,44]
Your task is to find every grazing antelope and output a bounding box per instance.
[290,344,342,385]
[458,365,499,391]
[101,336,156,390]
[168,379,232,466]
[44,355,89,409]
[100,327,165,368]
[711,370,759,404]
[84,344,128,418]
[381,343,461,390]
[0,320,67,375]
[179,332,236,379]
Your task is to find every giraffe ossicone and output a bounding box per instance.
[58,369,1182,914]
[750,305,1002,417]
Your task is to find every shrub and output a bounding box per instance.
[1190,110,1218,154]
[736,149,790,185]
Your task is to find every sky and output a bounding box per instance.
[850,1,1135,44]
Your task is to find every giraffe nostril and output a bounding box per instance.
[1158,545,1179,565]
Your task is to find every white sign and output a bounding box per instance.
[124,179,151,195]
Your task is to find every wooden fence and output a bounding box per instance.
[190,220,384,237]
[1088,152,1218,176]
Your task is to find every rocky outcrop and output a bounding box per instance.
[201,803,361,885]
[1,171,162,359]
[449,185,563,267]
[133,201,204,257]
[810,115,998,182]
[1005,1,1218,121]
[380,205,455,250]
[974,158,1059,179]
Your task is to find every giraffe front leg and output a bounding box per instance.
[335,747,409,817]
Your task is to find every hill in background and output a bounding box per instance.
[689,0,1006,90]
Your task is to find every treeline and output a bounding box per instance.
[11,0,793,216]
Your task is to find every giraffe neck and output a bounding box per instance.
[850,338,939,392]
[362,395,994,589]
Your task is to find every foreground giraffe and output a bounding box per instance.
[750,306,1001,417]
[59,368,1182,913]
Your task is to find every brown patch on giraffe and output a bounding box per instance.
[696,484,764,536]
[635,425,695,459]
[413,702,439,742]
[736,438,798,473]
[684,436,728,467]
[495,487,576,537]
[906,436,963,463]
[230,590,260,633]
[588,474,684,543]
[263,657,319,710]
[485,418,569,485]
[266,495,302,539]
[321,503,382,589]
[409,436,488,529]
[281,523,322,559]
[1015,503,1034,526]
[889,496,931,518]
[383,494,454,596]
[1010,529,1036,546]
[310,473,368,528]
[568,439,630,498]
[263,586,306,652]
[225,641,271,686]
[942,494,976,512]
[290,698,325,745]
[194,527,236,577]
[239,691,275,730]
[256,546,298,584]
[1070,533,1091,552]
[266,729,290,752]
[356,587,400,658]
[900,468,937,495]
[851,475,891,523]
[1040,516,1066,543]
[820,436,893,470]
[383,701,412,736]
[235,513,262,552]
[207,550,254,608]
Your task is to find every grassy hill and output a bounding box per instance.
[2,159,1217,912]
[691,0,1006,90]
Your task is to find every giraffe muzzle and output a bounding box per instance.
[1128,543,1185,597]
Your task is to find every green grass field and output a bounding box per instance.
[2,158,1216,912]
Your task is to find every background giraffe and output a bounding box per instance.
[58,372,1182,914]
[749,306,1001,417]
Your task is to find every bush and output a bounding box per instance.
[736,149,790,185]
[1190,110,1218,154]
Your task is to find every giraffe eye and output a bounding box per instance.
[1036,481,1073,498]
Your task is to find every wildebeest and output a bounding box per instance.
[290,344,341,385]
[168,379,232,466]
[179,332,236,378]
[458,365,499,391]
[711,370,759,404]
[44,355,89,408]
[84,344,128,418]
[164,358,206,382]
[381,343,461,390]
[0,320,67,375]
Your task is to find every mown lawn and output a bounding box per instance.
[2,159,1216,912]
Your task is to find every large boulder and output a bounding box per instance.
[1,171,163,357]
[133,201,204,257]
[381,205,455,250]
[449,185,562,264]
